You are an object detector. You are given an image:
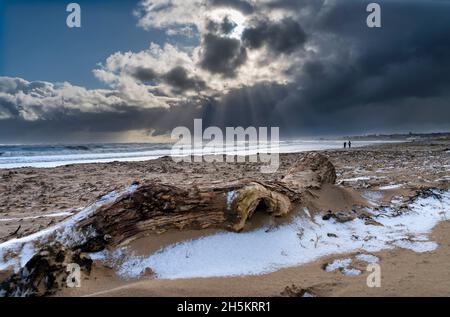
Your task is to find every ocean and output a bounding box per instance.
[0,140,394,169]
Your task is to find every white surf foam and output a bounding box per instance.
[0,140,402,169]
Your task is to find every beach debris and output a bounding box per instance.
[143,267,155,277]
[282,152,336,189]
[8,226,22,238]
[364,219,384,226]
[12,226,21,236]
[322,210,357,223]
[0,243,92,297]
[281,284,316,297]
[333,211,357,223]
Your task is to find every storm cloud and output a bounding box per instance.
[130,66,207,92]
[242,18,307,53]
[163,66,207,92]
[131,67,158,83]
[200,33,248,76]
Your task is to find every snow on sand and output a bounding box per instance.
[92,190,450,279]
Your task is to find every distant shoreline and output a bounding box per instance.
[0,139,406,170]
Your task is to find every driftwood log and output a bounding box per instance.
[77,152,336,249]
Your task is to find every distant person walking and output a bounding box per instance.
[348,141,352,148]
[344,142,347,149]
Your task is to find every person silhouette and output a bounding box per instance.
[344,142,347,149]
[348,141,352,148]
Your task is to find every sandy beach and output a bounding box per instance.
[0,140,449,297]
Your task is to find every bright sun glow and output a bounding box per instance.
[207,9,247,39]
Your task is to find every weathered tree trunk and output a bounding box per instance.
[76,152,336,249]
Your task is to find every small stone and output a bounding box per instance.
[322,214,332,221]
[365,219,384,226]
[144,267,154,276]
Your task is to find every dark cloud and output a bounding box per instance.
[291,0,450,114]
[130,67,158,83]
[206,16,237,35]
[130,66,206,92]
[0,77,53,95]
[163,66,207,92]
[208,0,254,14]
[0,96,20,118]
[199,84,450,137]
[220,16,237,34]
[200,33,247,76]
[242,18,307,53]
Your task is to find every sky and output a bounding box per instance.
[1,0,450,143]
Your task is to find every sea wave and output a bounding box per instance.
[0,140,400,169]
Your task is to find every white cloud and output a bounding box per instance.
[135,0,206,32]
[0,76,169,121]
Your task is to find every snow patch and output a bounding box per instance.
[379,184,404,190]
[355,254,379,264]
[324,258,352,272]
[341,176,372,182]
[342,267,362,276]
[100,189,450,280]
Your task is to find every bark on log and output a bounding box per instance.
[76,152,336,249]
